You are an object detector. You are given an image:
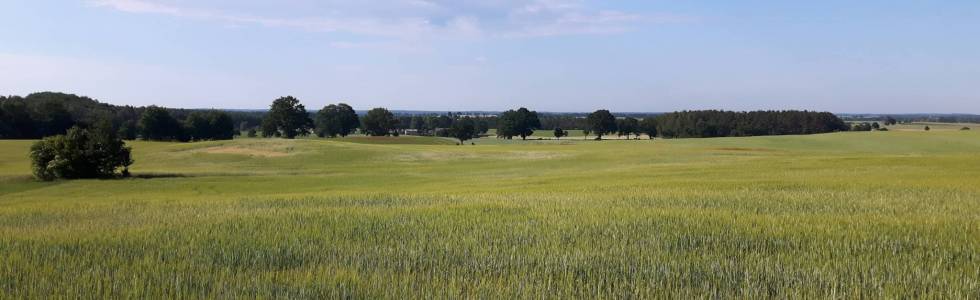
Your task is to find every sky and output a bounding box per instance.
[1,1,978,113]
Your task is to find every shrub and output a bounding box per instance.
[962,127,971,131]
[30,126,132,181]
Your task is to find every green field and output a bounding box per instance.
[1,130,979,298]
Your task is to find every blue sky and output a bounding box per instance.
[1,1,978,113]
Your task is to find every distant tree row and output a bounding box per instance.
[654,110,850,138]
[400,114,490,137]
[1,92,241,141]
[5,92,854,143]
[259,96,484,143]
[851,122,881,132]
[843,114,980,124]
[138,106,236,141]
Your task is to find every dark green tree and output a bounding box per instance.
[361,108,398,136]
[30,125,132,181]
[262,96,313,139]
[32,101,74,137]
[639,117,658,139]
[450,117,478,144]
[497,107,541,140]
[885,116,898,126]
[477,120,490,135]
[587,109,617,140]
[315,103,360,137]
[138,106,185,141]
[617,117,639,139]
[185,110,235,141]
[0,98,35,139]
[871,122,880,130]
[553,127,568,140]
[117,120,138,140]
[852,122,873,131]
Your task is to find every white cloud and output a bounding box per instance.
[86,0,685,41]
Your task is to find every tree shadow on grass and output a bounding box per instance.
[129,172,251,179]
[130,173,189,179]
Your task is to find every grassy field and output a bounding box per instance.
[1,130,979,298]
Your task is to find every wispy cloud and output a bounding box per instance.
[87,0,692,41]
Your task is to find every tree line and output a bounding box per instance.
[1,92,248,141]
[258,96,486,143]
[16,93,858,181]
[654,110,850,138]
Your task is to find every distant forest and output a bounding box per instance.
[840,114,980,124]
[0,91,918,141]
[0,92,261,140]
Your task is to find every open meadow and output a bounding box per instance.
[1,130,979,298]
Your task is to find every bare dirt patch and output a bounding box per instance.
[199,146,291,157]
[394,150,569,162]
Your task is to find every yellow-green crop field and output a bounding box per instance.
[1,130,979,298]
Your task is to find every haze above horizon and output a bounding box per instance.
[1,1,978,113]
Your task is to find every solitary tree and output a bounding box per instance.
[315,103,360,137]
[361,108,398,136]
[553,127,568,140]
[138,106,184,141]
[262,96,313,139]
[30,125,132,181]
[450,117,478,144]
[587,109,617,140]
[497,107,541,140]
[617,117,640,139]
[639,117,658,139]
[924,126,931,131]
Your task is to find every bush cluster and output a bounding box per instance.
[30,125,132,181]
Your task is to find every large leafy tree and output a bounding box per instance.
[138,106,185,141]
[361,108,398,136]
[450,117,478,143]
[262,96,313,139]
[587,109,617,140]
[497,107,541,140]
[639,117,658,139]
[617,117,639,139]
[315,103,360,137]
[30,124,133,181]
